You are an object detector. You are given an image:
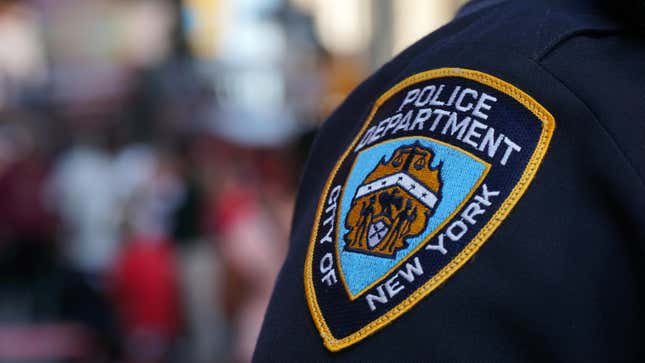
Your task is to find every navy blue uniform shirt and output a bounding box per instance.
[254,0,645,361]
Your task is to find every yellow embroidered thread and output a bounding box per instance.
[303,67,556,352]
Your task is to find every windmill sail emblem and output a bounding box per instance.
[344,142,442,258]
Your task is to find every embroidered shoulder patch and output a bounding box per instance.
[304,68,555,351]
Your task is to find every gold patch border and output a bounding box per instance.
[334,136,491,300]
[303,67,556,352]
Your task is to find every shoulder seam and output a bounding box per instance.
[536,28,625,61]
[535,58,645,187]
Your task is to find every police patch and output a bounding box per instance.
[304,68,555,351]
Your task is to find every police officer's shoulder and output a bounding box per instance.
[254,0,645,361]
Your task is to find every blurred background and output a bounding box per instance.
[0,0,466,362]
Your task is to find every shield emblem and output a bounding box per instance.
[303,68,555,352]
[337,138,488,298]
[367,220,389,248]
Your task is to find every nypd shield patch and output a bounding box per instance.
[304,68,555,351]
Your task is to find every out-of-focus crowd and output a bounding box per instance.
[0,100,305,363]
[0,0,370,362]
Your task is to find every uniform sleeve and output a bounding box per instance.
[253,2,645,361]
